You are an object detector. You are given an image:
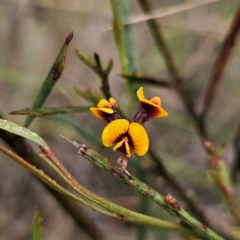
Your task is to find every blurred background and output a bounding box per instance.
[0,0,240,239]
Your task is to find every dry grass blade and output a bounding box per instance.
[128,0,219,25]
[102,0,219,32]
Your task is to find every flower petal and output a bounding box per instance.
[125,141,131,157]
[102,119,129,147]
[113,138,131,157]
[137,87,145,101]
[109,98,118,108]
[97,99,112,108]
[136,87,168,120]
[150,96,161,106]
[91,107,114,114]
[113,139,124,152]
[141,100,168,119]
[128,123,149,156]
[89,107,114,121]
[97,108,114,114]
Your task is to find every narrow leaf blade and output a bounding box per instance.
[10,106,90,116]
[25,32,73,127]
[0,119,47,147]
[32,208,43,240]
[76,50,95,69]
[74,87,102,104]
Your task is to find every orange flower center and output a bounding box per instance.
[115,135,133,154]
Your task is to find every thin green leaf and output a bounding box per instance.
[10,106,90,116]
[25,32,73,127]
[106,59,114,73]
[32,208,43,240]
[74,86,102,104]
[0,119,47,146]
[76,50,95,68]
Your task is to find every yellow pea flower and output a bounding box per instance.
[90,98,120,122]
[102,119,149,157]
[134,87,168,123]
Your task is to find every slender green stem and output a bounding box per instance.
[32,209,43,240]
[76,51,113,99]
[94,53,113,99]
[110,0,140,113]
[39,147,185,232]
[0,131,184,233]
[148,149,210,224]
[0,119,107,240]
[75,144,224,240]
[0,144,114,218]
[205,142,240,226]
[0,119,191,233]
[136,166,149,240]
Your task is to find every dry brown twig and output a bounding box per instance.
[201,7,240,123]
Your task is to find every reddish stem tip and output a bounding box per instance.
[66,31,74,44]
